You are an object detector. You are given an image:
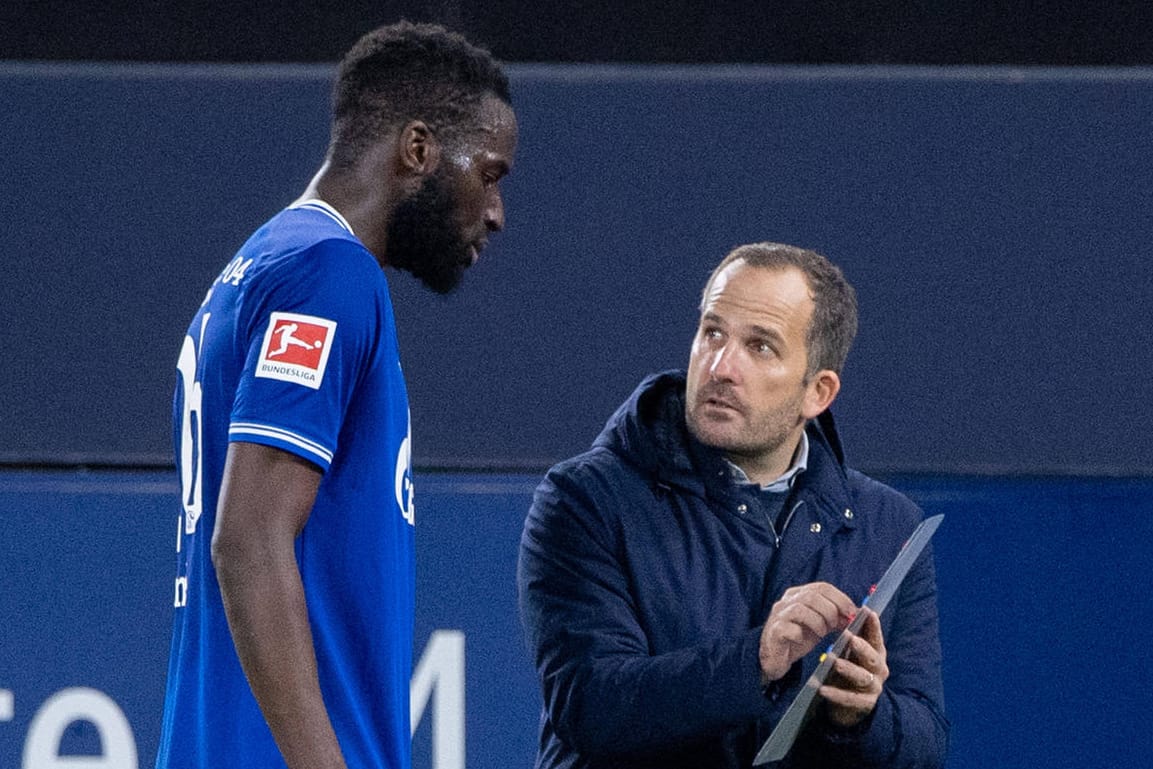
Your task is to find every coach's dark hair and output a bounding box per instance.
[700,242,859,376]
[328,21,511,169]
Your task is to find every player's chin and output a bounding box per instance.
[420,264,467,295]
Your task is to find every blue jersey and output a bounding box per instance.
[157,200,415,769]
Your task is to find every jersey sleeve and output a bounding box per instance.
[228,239,386,471]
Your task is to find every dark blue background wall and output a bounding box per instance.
[3,63,1151,473]
[2,63,1152,768]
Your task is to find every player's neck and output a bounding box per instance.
[299,161,395,267]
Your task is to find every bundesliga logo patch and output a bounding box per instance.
[255,312,337,390]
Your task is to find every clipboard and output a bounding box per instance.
[752,513,944,766]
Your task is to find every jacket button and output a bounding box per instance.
[737,503,748,514]
[810,522,822,533]
[844,508,854,519]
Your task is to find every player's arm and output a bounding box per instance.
[211,440,346,769]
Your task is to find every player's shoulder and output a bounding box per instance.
[272,204,377,269]
[239,206,385,297]
[206,207,392,350]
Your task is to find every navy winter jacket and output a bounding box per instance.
[518,371,948,769]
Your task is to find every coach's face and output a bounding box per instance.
[388,95,517,293]
[685,262,838,483]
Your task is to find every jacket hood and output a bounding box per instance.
[592,370,848,498]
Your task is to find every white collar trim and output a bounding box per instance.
[289,198,355,236]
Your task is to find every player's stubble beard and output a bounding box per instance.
[386,167,472,295]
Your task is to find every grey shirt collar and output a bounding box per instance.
[725,431,810,493]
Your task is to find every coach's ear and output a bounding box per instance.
[398,120,441,176]
[802,369,840,419]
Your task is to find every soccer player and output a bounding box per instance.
[157,22,517,769]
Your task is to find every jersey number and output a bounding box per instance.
[176,314,210,536]
[173,314,210,608]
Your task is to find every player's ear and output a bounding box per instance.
[397,120,440,176]
[802,369,840,419]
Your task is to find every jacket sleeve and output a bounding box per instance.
[795,500,950,769]
[516,459,773,758]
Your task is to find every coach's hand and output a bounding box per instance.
[820,608,888,727]
[759,582,856,683]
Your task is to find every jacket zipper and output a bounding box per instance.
[772,499,805,548]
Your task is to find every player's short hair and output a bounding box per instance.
[700,242,859,376]
[328,21,511,169]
